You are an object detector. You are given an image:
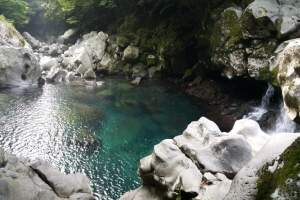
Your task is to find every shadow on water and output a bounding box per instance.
[0,77,203,200]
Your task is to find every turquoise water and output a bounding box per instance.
[0,77,203,199]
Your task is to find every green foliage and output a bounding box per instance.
[256,137,300,199]
[0,0,29,27]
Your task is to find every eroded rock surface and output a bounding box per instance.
[0,148,95,200]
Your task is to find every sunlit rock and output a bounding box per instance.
[138,139,202,199]
[0,47,42,87]
[39,56,59,71]
[274,38,300,123]
[0,20,29,48]
[57,29,79,45]
[45,66,68,83]
[84,68,96,79]
[229,119,270,155]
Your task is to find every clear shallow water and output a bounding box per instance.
[0,77,203,199]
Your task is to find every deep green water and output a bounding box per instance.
[0,77,203,199]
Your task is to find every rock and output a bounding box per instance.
[274,39,300,123]
[0,147,95,200]
[39,56,59,71]
[224,133,300,200]
[22,32,40,49]
[122,46,139,63]
[69,193,96,200]
[138,139,202,199]
[229,119,270,155]
[67,31,107,72]
[30,159,92,198]
[276,16,298,39]
[119,186,164,200]
[197,173,232,200]
[57,29,79,45]
[174,117,252,178]
[131,77,141,85]
[132,63,147,77]
[0,47,42,87]
[83,68,96,79]
[45,66,68,83]
[116,36,130,48]
[0,20,29,48]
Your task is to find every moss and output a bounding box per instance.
[123,64,133,76]
[260,65,279,86]
[0,15,26,47]
[191,76,202,87]
[256,137,300,200]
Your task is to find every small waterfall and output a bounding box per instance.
[267,101,297,134]
[243,83,274,121]
[244,83,298,134]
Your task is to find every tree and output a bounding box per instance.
[0,0,29,27]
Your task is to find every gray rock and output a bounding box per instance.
[57,29,78,45]
[69,193,96,200]
[83,68,96,79]
[276,16,298,39]
[67,32,107,71]
[0,21,29,48]
[30,159,92,198]
[22,32,41,49]
[45,66,68,83]
[224,133,300,200]
[139,139,202,199]
[274,39,300,123]
[40,56,59,71]
[119,186,164,200]
[174,117,252,178]
[0,47,42,87]
[122,46,139,63]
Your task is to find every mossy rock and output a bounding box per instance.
[191,76,203,87]
[116,36,130,48]
[123,64,133,76]
[256,137,300,200]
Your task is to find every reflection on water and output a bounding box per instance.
[0,77,203,199]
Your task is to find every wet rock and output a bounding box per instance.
[73,128,101,147]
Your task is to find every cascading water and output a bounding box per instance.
[244,83,298,134]
[243,83,274,121]
[267,101,297,134]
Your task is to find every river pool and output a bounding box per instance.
[0,77,203,199]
